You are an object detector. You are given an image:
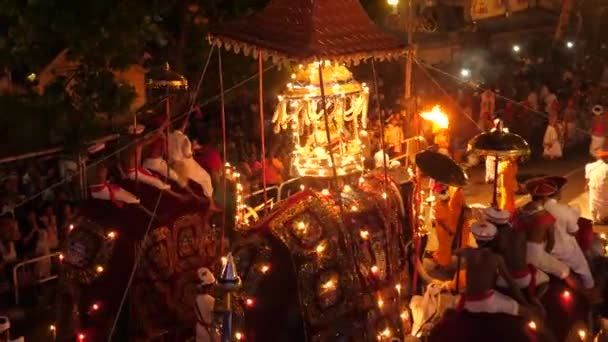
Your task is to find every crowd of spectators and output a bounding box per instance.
[0,158,78,293]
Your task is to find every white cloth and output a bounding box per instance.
[589,135,605,157]
[461,291,519,316]
[496,267,549,289]
[174,159,214,198]
[143,158,181,183]
[126,167,170,190]
[169,130,214,198]
[168,130,192,162]
[544,199,593,288]
[485,156,496,182]
[586,160,608,222]
[373,150,400,169]
[195,294,217,342]
[526,242,570,279]
[543,125,562,158]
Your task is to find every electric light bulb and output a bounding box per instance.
[78,333,85,341]
[59,253,64,261]
[360,230,369,239]
[297,221,306,230]
[92,303,99,311]
[578,329,586,340]
[601,233,606,240]
[382,192,387,199]
[96,266,104,273]
[343,185,351,192]
[381,328,391,337]
[107,231,116,239]
[512,45,520,52]
[49,325,56,331]
[291,73,296,79]
[387,0,399,6]
[351,205,358,211]
[221,257,228,265]
[395,284,401,293]
[235,332,244,340]
[371,265,379,274]
[322,280,335,290]
[528,321,537,330]
[359,177,364,184]
[300,184,305,191]
[245,298,255,307]
[261,265,270,273]
[69,224,74,231]
[377,298,384,308]
[321,189,330,196]
[562,290,571,299]
[400,311,408,319]
[316,243,325,254]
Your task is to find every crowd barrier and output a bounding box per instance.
[12,252,61,305]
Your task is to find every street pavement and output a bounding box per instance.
[463,150,596,221]
[425,146,607,253]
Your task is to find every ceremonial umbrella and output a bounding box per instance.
[415,150,467,187]
[467,121,531,206]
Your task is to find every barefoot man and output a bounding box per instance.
[456,222,536,318]
[519,178,582,292]
[484,207,549,303]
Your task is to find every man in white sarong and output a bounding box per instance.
[543,176,594,289]
[194,267,218,342]
[586,150,608,224]
[169,119,220,211]
[543,116,562,159]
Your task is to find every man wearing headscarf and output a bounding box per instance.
[542,176,594,289]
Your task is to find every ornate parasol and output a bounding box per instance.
[146,62,188,91]
[415,150,467,187]
[467,130,530,158]
[467,120,531,206]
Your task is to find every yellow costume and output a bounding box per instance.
[432,200,454,267]
[449,187,470,249]
[499,160,518,214]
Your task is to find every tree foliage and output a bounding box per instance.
[0,0,271,155]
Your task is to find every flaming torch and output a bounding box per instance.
[420,105,449,132]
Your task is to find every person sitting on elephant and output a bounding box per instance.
[455,222,538,318]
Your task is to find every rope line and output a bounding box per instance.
[415,60,595,138]
[7,64,276,211]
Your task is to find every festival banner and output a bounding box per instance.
[471,0,506,20]
[471,0,529,20]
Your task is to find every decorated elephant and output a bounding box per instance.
[56,176,222,341]
[228,169,415,342]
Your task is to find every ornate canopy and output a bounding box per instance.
[211,0,407,64]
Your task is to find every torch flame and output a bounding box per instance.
[420,105,449,131]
